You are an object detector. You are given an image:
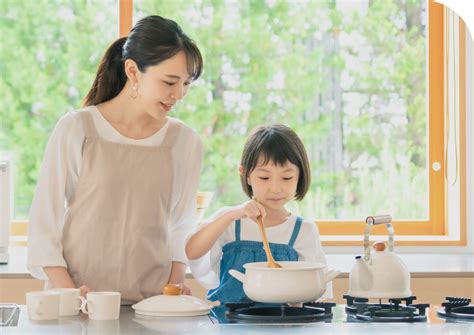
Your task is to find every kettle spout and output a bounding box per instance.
[355,256,373,290]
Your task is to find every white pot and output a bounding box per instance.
[229,261,340,304]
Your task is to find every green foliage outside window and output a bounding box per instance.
[1,0,427,221]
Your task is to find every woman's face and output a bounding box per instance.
[136,50,192,119]
[246,157,300,211]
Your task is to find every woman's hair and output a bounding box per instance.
[240,124,311,201]
[83,15,203,106]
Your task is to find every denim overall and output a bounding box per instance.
[207,216,303,303]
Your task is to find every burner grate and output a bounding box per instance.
[343,295,429,322]
[437,296,474,321]
[223,301,335,323]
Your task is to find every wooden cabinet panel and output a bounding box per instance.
[1,277,472,305]
[0,278,44,304]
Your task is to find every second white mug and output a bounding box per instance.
[80,291,121,320]
[49,288,82,316]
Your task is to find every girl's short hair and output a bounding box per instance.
[240,124,311,201]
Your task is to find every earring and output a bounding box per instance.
[131,84,138,99]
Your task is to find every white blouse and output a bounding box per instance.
[188,211,333,297]
[27,106,203,280]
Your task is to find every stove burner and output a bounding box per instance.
[343,295,429,322]
[224,301,336,323]
[437,297,474,321]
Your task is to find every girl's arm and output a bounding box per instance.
[185,200,266,260]
[185,209,237,260]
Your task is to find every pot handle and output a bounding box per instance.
[324,269,341,284]
[207,300,221,308]
[228,269,247,284]
[364,215,394,261]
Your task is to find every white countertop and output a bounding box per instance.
[1,246,473,279]
[2,305,473,334]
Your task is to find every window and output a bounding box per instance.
[1,0,467,246]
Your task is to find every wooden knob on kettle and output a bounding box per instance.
[163,284,182,295]
[373,241,386,252]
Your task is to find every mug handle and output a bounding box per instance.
[74,296,83,311]
[79,296,89,315]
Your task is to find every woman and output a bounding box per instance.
[27,15,203,304]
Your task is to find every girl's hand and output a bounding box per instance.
[232,199,266,221]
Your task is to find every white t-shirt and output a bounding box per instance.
[27,106,203,280]
[188,210,333,298]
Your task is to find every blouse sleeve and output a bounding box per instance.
[167,129,203,264]
[27,113,80,280]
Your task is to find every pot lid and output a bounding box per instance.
[132,294,213,315]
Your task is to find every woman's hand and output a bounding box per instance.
[179,283,192,295]
[79,285,92,297]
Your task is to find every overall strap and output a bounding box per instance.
[288,216,303,247]
[234,220,241,242]
[79,111,98,138]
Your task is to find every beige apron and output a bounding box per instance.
[62,111,181,303]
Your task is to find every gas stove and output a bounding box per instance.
[209,296,474,324]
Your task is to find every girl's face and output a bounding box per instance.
[136,50,191,120]
[246,158,300,210]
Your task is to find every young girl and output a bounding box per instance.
[186,124,331,303]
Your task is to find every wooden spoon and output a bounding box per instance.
[256,215,282,268]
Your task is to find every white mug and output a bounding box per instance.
[80,291,121,320]
[49,288,82,316]
[26,291,60,321]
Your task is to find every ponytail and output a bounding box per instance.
[83,37,127,107]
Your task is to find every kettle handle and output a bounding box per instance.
[364,215,394,260]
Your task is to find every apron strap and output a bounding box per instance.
[288,216,303,247]
[160,118,182,148]
[234,220,241,241]
[79,111,98,139]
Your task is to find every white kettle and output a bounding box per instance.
[347,215,412,299]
